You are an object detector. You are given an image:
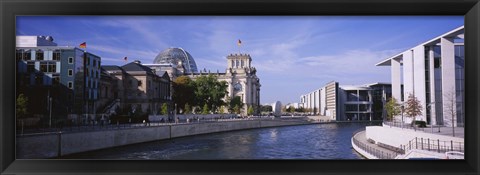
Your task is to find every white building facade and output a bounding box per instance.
[376,26,464,127]
[300,82,391,121]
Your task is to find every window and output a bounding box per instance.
[241,60,244,67]
[434,58,441,68]
[48,64,56,73]
[68,57,74,64]
[93,59,96,67]
[53,51,61,61]
[68,82,73,89]
[68,69,73,76]
[40,64,48,72]
[138,80,142,87]
[36,50,44,60]
[236,60,239,68]
[16,50,23,61]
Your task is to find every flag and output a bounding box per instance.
[124,57,128,61]
[237,39,242,46]
[79,42,86,48]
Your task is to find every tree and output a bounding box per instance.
[229,96,243,114]
[219,105,226,114]
[404,93,423,130]
[443,88,457,137]
[172,76,195,114]
[202,103,210,114]
[288,106,295,114]
[16,93,29,120]
[193,75,228,112]
[260,105,272,112]
[247,105,254,116]
[161,103,168,115]
[385,97,401,121]
[233,105,241,114]
[184,103,191,114]
[295,106,305,113]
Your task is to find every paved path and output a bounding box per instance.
[383,122,464,138]
[353,131,398,159]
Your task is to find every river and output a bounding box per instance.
[62,122,379,159]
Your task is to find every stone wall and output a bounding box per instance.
[17,119,308,159]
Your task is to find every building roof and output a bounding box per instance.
[376,25,464,66]
[121,61,155,75]
[153,47,198,73]
[102,65,124,72]
[364,82,391,87]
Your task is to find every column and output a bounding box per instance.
[391,57,402,102]
[440,37,456,126]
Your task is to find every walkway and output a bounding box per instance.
[352,130,399,159]
[383,122,464,138]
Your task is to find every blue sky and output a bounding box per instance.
[16,16,463,104]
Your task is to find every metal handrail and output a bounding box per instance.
[399,137,464,154]
[352,131,398,159]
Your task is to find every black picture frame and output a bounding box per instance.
[1,0,479,175]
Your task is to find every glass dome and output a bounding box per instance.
[153,47,198,73]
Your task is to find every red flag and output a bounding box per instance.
[79,42,86,48]
[124,57,128,61]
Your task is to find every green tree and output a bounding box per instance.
[233,104,241,114]
[247,105,254,116]
[405,93,423,130]
[202,103,210,114]
[219,105,226,114]
[288,106,295,114]
[385,97,401,121]
[193,75,228,112]
[16,93,28,119]
[229,96,243,114]
[184,103,191,114]
[161,103,168,115]
[261,105,272,112]
[172,76,195,114]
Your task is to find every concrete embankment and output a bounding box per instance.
[17,119,309,159]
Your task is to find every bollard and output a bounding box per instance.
[450,141,453,151]
[437,139,440,152]
[421,138,423,150]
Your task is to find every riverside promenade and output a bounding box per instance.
[352,123,465,159]
[17,116,316,159]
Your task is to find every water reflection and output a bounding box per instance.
[63,122,376,159]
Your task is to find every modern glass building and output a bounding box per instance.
[376,26,464,127]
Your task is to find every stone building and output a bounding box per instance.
[145,48,261,115]
[102,61,171,115]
